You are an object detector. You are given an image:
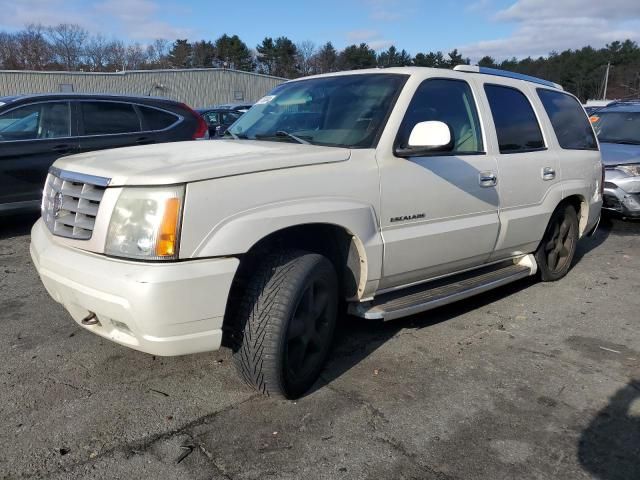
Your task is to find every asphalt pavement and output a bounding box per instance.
[0,213,638,480]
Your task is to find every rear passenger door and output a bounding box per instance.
[77,101,146,153]
[481,83,562,260]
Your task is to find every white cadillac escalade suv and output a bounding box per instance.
[31,66,603,398]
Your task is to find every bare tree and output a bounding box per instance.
[46,23,88,70]
[16,24,52,70]
[146,39,170,68]
[85,34,110,71]
[105,40,126,71]
[0,32,19,69]
[125,43,147,70]
[296,40,317,76]
[86,37,131,72]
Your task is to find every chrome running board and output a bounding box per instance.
[350,255,537,321]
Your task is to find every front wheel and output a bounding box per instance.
[232,250,338,399]
[535,204,579,281]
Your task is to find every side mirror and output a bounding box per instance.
[395,121,454,157]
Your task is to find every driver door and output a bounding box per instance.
[377,78,500,289]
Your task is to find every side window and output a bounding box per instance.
[203,112,219,126]
[484,84,545,153]
[138,106,179,131]
[537,89,597,150]
[0,102,70,141]
[81,102,140,135]
[221,111,241,125]
[397,78,483,153]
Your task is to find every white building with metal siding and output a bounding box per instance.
[0,69,286,108]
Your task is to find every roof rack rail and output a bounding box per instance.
[454,65,563,90]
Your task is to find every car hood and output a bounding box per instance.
[53,140,351,186]
[599,142,640,167]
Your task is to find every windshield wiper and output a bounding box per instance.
[274,131,311,145]
[224,130,238,140]
[223,130,249,140]
[253,131,312,145]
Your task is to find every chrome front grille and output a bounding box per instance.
[42,167,111,240]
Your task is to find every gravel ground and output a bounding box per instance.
[0,213,638,480]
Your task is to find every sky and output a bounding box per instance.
[0,0,639,61]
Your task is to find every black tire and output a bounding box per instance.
[232,250,338,399]
[535,204,579,282]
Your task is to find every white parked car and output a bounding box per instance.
[31,66,603,398]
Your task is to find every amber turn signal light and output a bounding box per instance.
[156,197,181,257]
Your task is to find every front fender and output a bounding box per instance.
[188,198,384,288]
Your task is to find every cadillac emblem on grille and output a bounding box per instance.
[52,191,63,218]
[43,168,110,240]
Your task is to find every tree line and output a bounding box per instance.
[0,24,467,75]
[1,23,639,101]
[477,40,640,102]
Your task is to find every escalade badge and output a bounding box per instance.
[390,213,426,223]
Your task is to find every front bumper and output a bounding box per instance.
[30,219,239,356]
[603,171,640,217]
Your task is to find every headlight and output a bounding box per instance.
[616,164,640,177]
[105,186,184,260]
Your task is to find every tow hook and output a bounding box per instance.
[81,312,99,326]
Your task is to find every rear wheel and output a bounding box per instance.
[232,250,338,399]
[535,204,579,281]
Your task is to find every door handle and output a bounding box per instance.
[479,171,497,187]
[52,144,72,154]
[542,167,556,181]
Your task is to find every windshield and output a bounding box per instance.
[228,73,407,148]
[591,111,640,145]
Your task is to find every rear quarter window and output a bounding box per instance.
[139,106,179,131]
[537,89,597,150]
[81,101,141,135]
[484,84,545,154]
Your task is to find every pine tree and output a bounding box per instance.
[191,40,215,68]
[338,43,377,70]
[214,34,254,71]
[167,39,192,68]
[256,36,298,78]
[315,42,338,73]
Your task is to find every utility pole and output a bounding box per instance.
[602,62,610,100]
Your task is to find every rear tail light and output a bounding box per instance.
[180,103,209,140]
[193,115,209,140]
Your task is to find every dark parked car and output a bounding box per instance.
[215,103,253,112]
[0,93,208,215]
[196,108,245,137]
